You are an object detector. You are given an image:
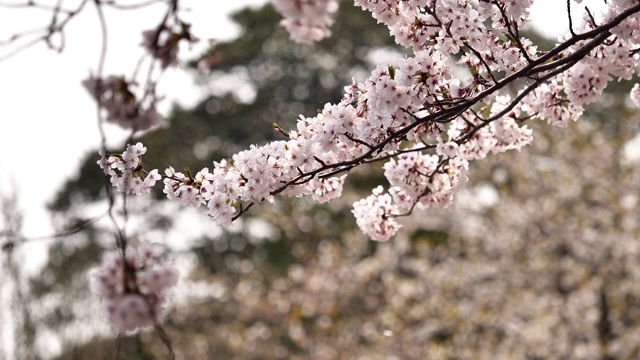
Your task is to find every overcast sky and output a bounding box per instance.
[0,0,606,267]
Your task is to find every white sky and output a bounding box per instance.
[0,0,606,255]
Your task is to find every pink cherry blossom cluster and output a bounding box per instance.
[162,165,236,225]
[272,0,339,44]
[352,186,399,241]
[91,244,179,331]
[99,0,640,241]
[159,138,348,225]
[83,75,166,131]
[556,11,639,118]
[97,143,161,195]
[604,0,640,44]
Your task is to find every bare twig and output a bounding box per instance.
[567,0,577,37]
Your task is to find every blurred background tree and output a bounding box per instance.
[8,1,640,359]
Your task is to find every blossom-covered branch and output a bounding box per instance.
[97,0,640,244]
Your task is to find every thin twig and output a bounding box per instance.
[567,0,577,37]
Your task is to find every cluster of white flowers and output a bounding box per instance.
[91,244,179,331]
[559,29,637,117]
[97,143,161,195]
[162,165,237,225]
[272,0,339,44]
[156,138,349,226]
[383,149,469,210]
[604,0,640,44]
[99,0,640,241]
[352,186,399,241]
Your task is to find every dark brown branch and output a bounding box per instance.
[155,324,176,360]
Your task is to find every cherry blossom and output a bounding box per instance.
[353,186,400,241]
[83,75,166,131]
[91,244,179,331]
[271,0,339,44]
[97,0,640,241]
[97,143,160,195]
